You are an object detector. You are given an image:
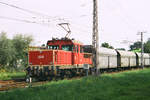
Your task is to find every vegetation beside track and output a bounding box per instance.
[0,68,150,100]
[0,71,25,80]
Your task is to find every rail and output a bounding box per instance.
[0,80,49,91]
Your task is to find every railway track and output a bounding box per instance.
[0,79,50,91]
[0,79,27,91]
[0,75,84,91]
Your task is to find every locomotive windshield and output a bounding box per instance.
[47,45,59,50]
[62,45,73,51]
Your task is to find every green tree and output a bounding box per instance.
[0,32,15,68]
[130,40,150,53]
[0,32,33,70]
[144,41,150,53]
[130,41,141,50]
[41,44,45,47]
[101,42,114,49]
[116,48,126,51]
[12,34,33,68]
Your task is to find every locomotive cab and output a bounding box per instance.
[47,38,83,53]
[46,38,88,65]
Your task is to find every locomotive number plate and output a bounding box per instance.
[38,55,44,59]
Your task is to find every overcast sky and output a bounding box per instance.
[0,0,150,50]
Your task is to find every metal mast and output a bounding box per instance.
[140,32,144,69]
[92,0,100,75]
[137,31,146,69]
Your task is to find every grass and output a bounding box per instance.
[0,72,26,80]
[0,68,150,100]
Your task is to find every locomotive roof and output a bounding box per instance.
[47,38,83,45]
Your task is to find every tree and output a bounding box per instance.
[0,32,15,68]
[41,44,46,47]
[116,48,126,51]
[12,34,33,68]
[144,40,150,53]
[130,41,141,51]
[101,42,114,49]
[0,32,33,70]
[130,40,150,53]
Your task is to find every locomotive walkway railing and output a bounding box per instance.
[28,46,47,51]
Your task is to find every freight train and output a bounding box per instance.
[26,38,150,82]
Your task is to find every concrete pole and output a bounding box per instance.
[93,0,100,76]
[141,32,144,69]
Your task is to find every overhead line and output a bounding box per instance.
[0,16,35,23]
[0,1,68,22]
[0,15,92,32]
[0,2,48,17]
[0,16,51,26]
[0,1,93,32]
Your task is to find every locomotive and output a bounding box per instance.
[26,38,93,82]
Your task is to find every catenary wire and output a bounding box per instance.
[0,1,68,22]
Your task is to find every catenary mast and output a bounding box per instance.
[92,0,100,76]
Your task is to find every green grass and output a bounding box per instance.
[1,68,150,100]
[0,72,26,80]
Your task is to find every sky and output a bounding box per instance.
[0,0,150,50]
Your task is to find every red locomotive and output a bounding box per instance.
[26,38,93,81]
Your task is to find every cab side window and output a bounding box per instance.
[74,45,79,53]
[62,45,73,51]
[80,45,83,53]
[48,45,59,50]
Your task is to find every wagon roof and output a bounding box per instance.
[99,47,117,55]
[116,50,136,57]
[136,52,150,58]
